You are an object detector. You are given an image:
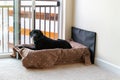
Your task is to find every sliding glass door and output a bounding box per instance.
[0,0,60,54]
[0,0,14,53]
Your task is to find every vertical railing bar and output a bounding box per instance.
[39,7,41,30]
[34,7,35,29]
[32,0,35,29]
[57,6,60,39]
[54,7,56,39]
[2,8,4,52]
[12,6,14,52]
[33,9,35,29]
[0,7,2,52]
[57,1,60,39]
[29,6,31,43]
[24,7,25,44]
[44,7,46,35]
[8,7,9,52]
[12,7,14,47]
[20,7,22,44]
[49,7,51,38]
[35,7,36,29]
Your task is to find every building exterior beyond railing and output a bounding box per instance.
[0,0,60,53]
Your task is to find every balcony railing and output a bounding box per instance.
[0,5,13,53]
[0,1,60,53]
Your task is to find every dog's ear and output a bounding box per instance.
[38,30,44,36]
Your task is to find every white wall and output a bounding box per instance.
[73,0,120,67]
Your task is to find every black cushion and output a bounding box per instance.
[71,27,96,64]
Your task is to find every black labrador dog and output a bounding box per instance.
[18,29,72,50]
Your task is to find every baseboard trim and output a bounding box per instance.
[95,58,120,75]
[0,53,11,59]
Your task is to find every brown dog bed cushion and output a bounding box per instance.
[12,40,91,68]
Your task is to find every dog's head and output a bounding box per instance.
[30,29,44,41]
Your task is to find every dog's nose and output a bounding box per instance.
[30,32,33,37]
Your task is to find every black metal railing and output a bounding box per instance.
[0,5,13,53]
[0,1,60,53]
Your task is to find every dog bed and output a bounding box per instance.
[12,40,91,69]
